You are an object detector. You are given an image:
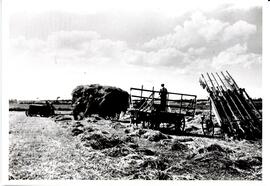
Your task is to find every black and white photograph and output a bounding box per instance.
[1,0,268,183]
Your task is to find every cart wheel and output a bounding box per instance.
[181,117,185,132]
[175,117,185,133]
[202,119,215,136]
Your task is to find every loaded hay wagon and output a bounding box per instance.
[129,86,197,134]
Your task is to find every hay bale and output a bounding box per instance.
[102,145,134,157]
[54,115,73,121]
[142,130,169,142]
[184,126,200,133]
[133,170,172,180]
[81,132,122,150]
[171,139,189,151]
[192,151,236,174]
[71,128,84,136]
[72,121,84,128]
[71,84,129,120]
[87,118,98,123]
[124,153,141,160]
[138,148,156,156]
[71,122,85,136]
[159,139,173,146]
[128,129,147,137]
[252,156,262,166]
[198,148,205,154]
[166,165,185,174]
[206,144,225,152]
[85,126,96,133]
[140,157,169,171]
[193,151,225,162]
[124,128,131,134]
[153,171,173,180]
[111,122,127,130]
[177,138,194,142]
[121,135,136,143]
[128,143,139,149]
[101,130,109,134]
[234,156,262,170]
[234,159,252,170]
[198,143,234,154]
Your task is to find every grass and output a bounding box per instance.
[9,112,262,180]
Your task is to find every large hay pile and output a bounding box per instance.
[71,84,129,120]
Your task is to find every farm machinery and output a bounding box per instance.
[25,101,55,117]
[199,71,262,140]
[129,86,197,134]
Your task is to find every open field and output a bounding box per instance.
[9,101,73,112]
[9,98,262,112]
[9,111,262,180]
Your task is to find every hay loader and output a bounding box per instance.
[129,86,197,134]
[199,71,262,140]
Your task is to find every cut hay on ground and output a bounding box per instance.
[9,112,262,180]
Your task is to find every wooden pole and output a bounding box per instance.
[152,86,155,110]
[141,85,143,101]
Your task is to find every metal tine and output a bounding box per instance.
[201,74,212,93]
[201,74,222,119]
[206,72,217,94]
[216,72,228,91]
[218,71,231,90]
[226,70,239,90]
[215,73,227,93]
[242,89,262,118]
[226,71,261,118]
[221,71,235,91]
[217,72,233,93]
[211,73,223,93]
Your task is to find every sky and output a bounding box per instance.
[5,0,262,100]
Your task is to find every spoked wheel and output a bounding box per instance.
[202,119,215,136]
[175,116,185,133]
[25,110,33,117]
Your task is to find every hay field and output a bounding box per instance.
[9,111,262,180]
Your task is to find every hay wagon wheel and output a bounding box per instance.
[25,110,33,117]
[201,119,215,136]
[130,109,140,125]
[148,111,161,130]
[175,115,185,133]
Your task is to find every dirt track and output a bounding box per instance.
[9,111,262,180]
